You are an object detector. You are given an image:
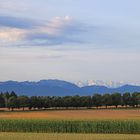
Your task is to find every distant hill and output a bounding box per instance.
[0,80,140,96]
[81,85,140,95]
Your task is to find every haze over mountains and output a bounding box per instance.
[0,80,140,96]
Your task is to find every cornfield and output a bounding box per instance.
[0,119,139,134]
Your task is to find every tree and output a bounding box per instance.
[7,96,19,111]
[0,94,5,108]
[10,91,17,98]
[63,96,72,108]
[3,92,10,108]
[71,95,81,108]
[29,96,39,110]
[102,94,112,108]
[53,96,63,108]
[131,92,140,107]
[92,94,102,108]
[81,96,92,108]
[37,96,45,109]
[136,93,140,106]
[122,92,132,107]
[18,96,29,110]
[111,93,122,108]
[44,96,52,108]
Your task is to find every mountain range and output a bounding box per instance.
[0,79,140,96]
[76,80,135,88]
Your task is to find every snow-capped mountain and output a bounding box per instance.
[76,80,139,88]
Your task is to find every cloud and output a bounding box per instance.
[0,15,39,29]
[1,15,140,49]
[39,16,72,36]
[0,15,87,47]
[25,16,86,46]
[0,27,27,47]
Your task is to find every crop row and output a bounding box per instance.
[0,119,139,134]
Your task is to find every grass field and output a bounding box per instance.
[0,109,140,120]
[0,133,140,140]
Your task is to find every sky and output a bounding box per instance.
[0,0,140,83]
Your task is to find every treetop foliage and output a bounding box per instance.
[0,91,140,110]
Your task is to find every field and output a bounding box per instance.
[0,109,140,120]
[0,133,140,140]
[0,109,140,139]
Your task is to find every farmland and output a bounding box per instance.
[0,119,140,134]
[0,109,139,120]
[0,109,139,139]
[0,109,139,133]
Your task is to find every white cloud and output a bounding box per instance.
[33,16,72,36]
[0,15,85,46]
[0,27,26,46]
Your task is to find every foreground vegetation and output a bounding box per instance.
[0,133,140,140]
[0,119,139,134]
[0,91,140,111]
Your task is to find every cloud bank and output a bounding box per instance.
[0,15,87,47]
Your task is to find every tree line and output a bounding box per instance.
[0,91,140,111]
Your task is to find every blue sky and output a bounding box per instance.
[0,0,140,83]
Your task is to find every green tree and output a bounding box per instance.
[102,94,112,108]
[44,96,52,108]
[92,94,102,108]
[131,92,140,107]
[10,91,17,98]
[111,93,122,108]
[81,96,92,108]
[71,95,81,108]
[37,96,45,109]
[18,96,29,110]
[29,96,39,110]
[122,92,132,107]
[53,96,63,108]
[7,96,19,111]
[0,93,5,108]
[136,93,140,106]
[3,92,11,108]
[63,96,72,108]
